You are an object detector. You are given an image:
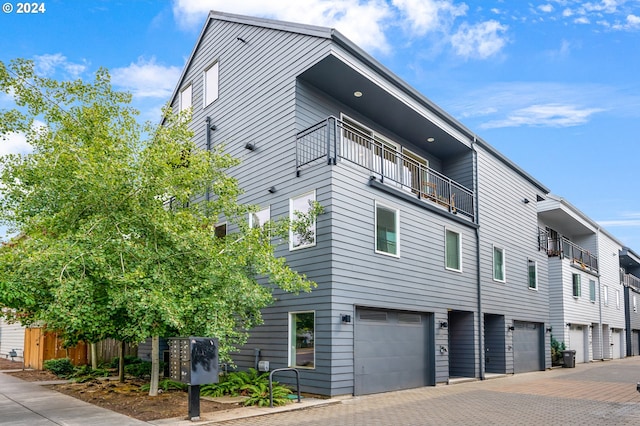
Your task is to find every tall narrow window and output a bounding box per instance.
[528,259,537,289]
[603,285,609,306]
[289,312,315,368]
[572,273,581,298]
[493,246,505,282]
[179,84,192,112]
[634,295,638,313]
[589,280,596,302]
[445,229,461,271]
[249,206,270,228]
[616,289,620,309]
[204,62,219,106]
[290,191,316,250]
[375,202,399,256]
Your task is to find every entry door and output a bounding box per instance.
[569,325,585,363]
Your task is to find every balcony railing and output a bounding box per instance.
[538,228,598,273]
[296,116,475,220]
[623,273,640,292]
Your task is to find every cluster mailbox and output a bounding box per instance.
[169,337,219,385]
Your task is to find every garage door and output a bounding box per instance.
[355,308,431,395]
[513,321,543,373]
[633,331,640,356]
[569,325,586,363]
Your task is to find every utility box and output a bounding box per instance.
[168,337,219,385]
[562,349,576,368]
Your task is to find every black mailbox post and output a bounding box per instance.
[169,337,219,421]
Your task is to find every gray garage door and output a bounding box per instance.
[513,321,543,373]
[355,308,431,395]
[633,331,640,356]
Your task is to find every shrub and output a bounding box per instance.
[242,381,292,407]
[109,355,141,369]
[200,368,292,406]
[69,365,111,382]
[551,335,566,366]
[140,379,187,392]
[43,358,75,377]
[125,360,154,378]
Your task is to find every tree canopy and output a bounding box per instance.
[0,58,318,361]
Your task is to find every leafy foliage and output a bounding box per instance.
[69,365,111,382]
[551,335,566,366]
[200,368,292,406]
[43,358,75,377]
[140,379,187,392]
[0,59,320,364]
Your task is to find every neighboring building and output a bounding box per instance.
[538,195,626,363]
[620,247,640,356]
[164,11,554,397]
[0,315,24,361]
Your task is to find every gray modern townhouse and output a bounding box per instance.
[621,247,640,356]
[165,10,554,397]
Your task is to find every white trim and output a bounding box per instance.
[445,227,462,273]
[179,83,192,112]
[492,245,506,283]
[527,258,538,290]
[289,190,317,251]
[249,206,270,228]
[374,200,400,258]
[288,311,316,369]
[203,61,219,107]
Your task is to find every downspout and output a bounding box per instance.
[205,116,212,203]
[596,227,604,360]
[472,137,485,380]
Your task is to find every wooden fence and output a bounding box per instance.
[23,329,138,369]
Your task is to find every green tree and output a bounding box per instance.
[0,59,319,394]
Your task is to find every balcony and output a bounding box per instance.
[296,116,475,221]
[538,228,599,273]
[623,273,640,292]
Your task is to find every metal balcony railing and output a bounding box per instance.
[538,228,599,273]
[623,273,640,291]
[296,116,475,220]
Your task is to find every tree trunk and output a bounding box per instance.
[90,342,98,370]
[118,341,125,383]
[148,335,159,396]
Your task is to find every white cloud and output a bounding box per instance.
[33,53,87,78]
[170,0,508,58]
[612,14,640,30]
[481,103,603,129]
[574,16,590,24]
[0,131,31,156]
[450,20,508,59]
[539,4,554,13]
[111,58,182,99]
[171,0,394,54]
[391,0,467,36]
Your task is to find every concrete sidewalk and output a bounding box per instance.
[0,371,150,425]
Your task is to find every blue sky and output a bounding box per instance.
[2,0,640,249]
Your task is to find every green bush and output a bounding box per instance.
[109,355,141,369]
[140,379,187,392]
[551,335,566,366]
[125,360,154,378]
[43,358,75,377]
[200,368,292,406]
[69,365,111,382]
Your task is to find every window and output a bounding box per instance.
[616,289,620,309]
[289,312,314,368]
[179,84,192,112]
[445,229,461,271]
[493,246,505,282]
[603,285,609,306]
[375,202,399,256]
[204,62,219,107]
[249,206,270,228]
[634,295,638,313]
[290,191,316,250]
[572,273,581,298]
[214,223,227,238]
[528,259,537,290]
[589,280,596,302]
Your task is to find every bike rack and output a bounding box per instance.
[268,368,301,407]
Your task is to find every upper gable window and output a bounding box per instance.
[180,84,192,112]
[204,62,219,107]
